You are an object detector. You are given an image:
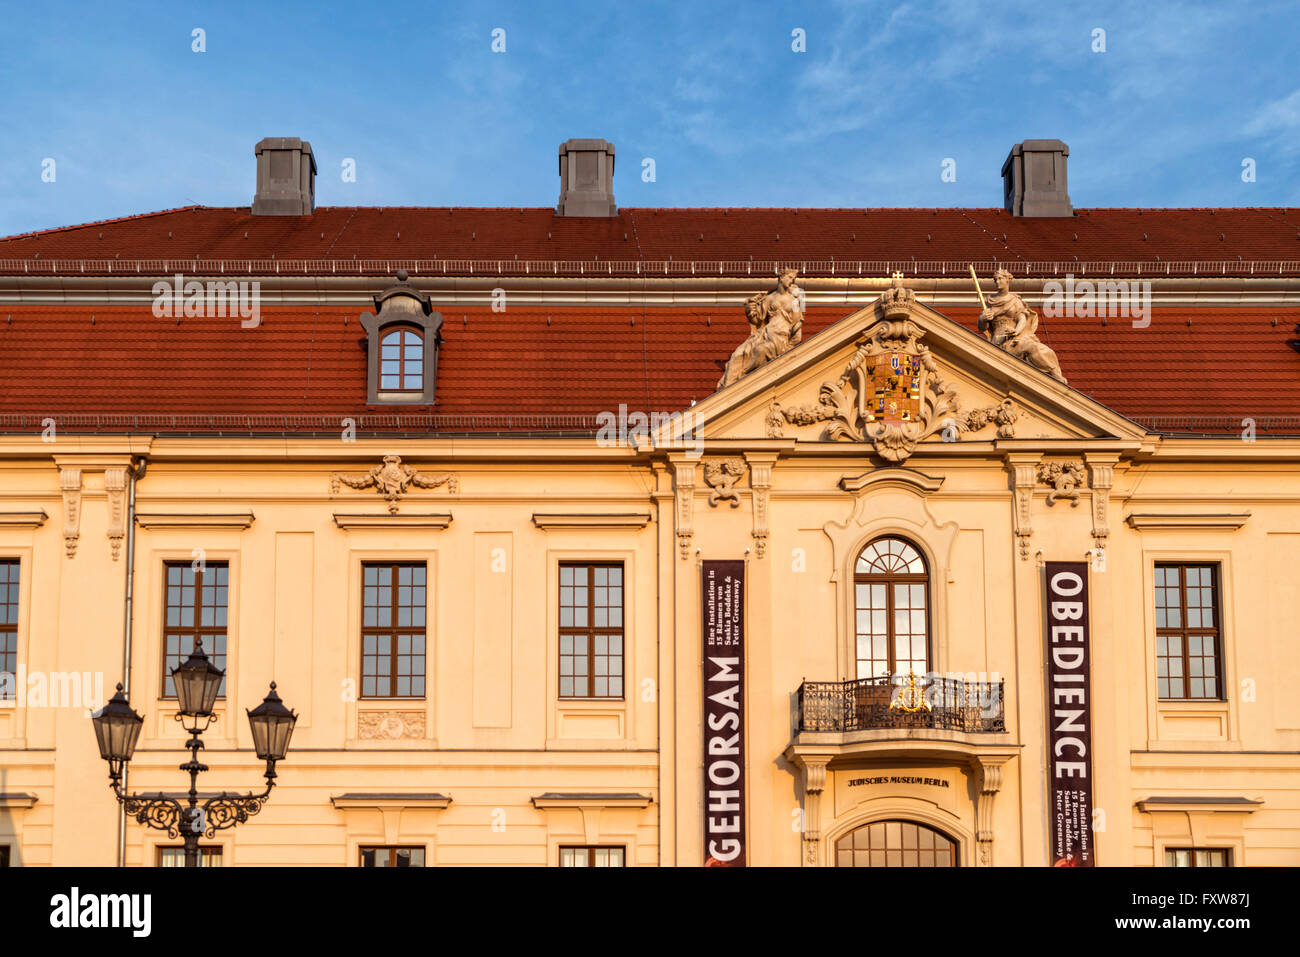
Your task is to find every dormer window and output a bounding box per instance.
[361,270,443,405]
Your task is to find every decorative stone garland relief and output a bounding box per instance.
[331,455,457,514]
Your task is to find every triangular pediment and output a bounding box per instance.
[658,289,1146,457]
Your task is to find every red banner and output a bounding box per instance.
[1045,561,1096,866]
[702,560,745,866]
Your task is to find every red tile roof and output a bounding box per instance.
[1,302,1296,435]
[3,206,1300,276]
[3,205,1299,434]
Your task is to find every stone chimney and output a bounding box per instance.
[252,137,316,215]
[557,138,617,217]
[1001,139,1072,217]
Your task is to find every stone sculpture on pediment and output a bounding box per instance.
[765,275,1018,463]
[717,268,804,389]
[976,267,1066,382]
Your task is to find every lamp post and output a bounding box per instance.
[92,640,296,867]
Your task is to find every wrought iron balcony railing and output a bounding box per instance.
[796,674,1005,734]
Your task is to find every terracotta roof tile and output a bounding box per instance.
[2,206,1299,271]
[1,303,1296,433]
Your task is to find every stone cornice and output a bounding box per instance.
[333,512,453,529]
[6,274,1300,309]
[0,510,47,528]
[330,793,452,810]
[1124,512,1250,530]
[530,792,653,809]
[1128,509,1248,530]
[1136,796,1262,814]
[531,512,652,529]
[135,512,255,529]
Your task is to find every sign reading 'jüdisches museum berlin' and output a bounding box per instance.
[1045,561,1096,866]
[702,560,745,867]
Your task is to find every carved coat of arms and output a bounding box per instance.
[331,455,458,513]
[766,277,1018,463]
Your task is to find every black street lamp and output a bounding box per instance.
[91,639,297,867]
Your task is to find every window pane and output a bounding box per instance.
[162,562,229,697]
[362,563,426,699]
[855,539,929,678]
[559,563,624,699]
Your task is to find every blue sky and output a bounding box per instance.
[1,0,1298,236]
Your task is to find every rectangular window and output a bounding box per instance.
[157,846,223,867]
[1165,847,1231,867]
[360,846,425,867]
[1154,564,1222,700]
[0,845,10,867]
[559,846,625,867]
[163,562,229,698]
[559,563,624,699]
[361,563,426,699]
[0,560,17,701]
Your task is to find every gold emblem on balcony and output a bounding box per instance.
[889,671,932,714]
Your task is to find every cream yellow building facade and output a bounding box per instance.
[1,271,1298,867]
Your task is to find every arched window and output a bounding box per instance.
[835,820,957,867]
[854,536,930,678]
[380,327,423,392]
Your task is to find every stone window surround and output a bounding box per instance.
[360,294,443,406]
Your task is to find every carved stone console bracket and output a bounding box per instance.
[744,452,779,559]
[1005,453,1043,562]
[59,468,82,558]
[1085,453,1122,554]
[104,467,127,561]
[671,457,696,560]
[794,755,831,867]
[972,754,1015,867]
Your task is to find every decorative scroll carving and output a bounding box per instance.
[744,453,778,559]
[331,455,457,514]
[718,268,804,389]
[1038,460,1086,506]
[764,277,1018,463]
[1005,454,1042,561]
[358,711,427,740]
[976,268,1066,382]
[104,467,127,561]
[703,458,745,507]
[59,468,82,558]
[672,459,696,560]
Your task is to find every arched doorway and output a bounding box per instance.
[834,820,958,867]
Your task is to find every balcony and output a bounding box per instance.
[796,675,1005,734]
